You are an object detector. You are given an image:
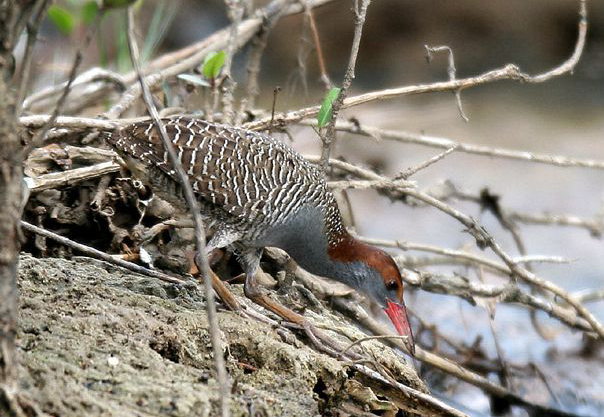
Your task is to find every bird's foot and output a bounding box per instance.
[244,271,345,355]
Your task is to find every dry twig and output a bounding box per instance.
[301,119,604,171]
[320,0,371,170]
[125,8,230,415]
[304,3,331,89]
[425,45,468,122]
[221,0,245,124]
[21,221,185,285]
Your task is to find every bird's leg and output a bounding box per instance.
[205,227,241,268]
[189,229,244,311]
[207,249,223,268]
[244,271,306,327]
[209,269,242,311]
[276,256,296,296]
[238,249,337,353]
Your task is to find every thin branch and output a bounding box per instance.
[395,144,458,180]
[20,221,185,285]
[303,119,604,171]
[221,0,245,125]
[320,0,371,170]
[352,364,468,417]
[573,288,604,304]
[530,0,587,82]
[361,236,569,275]
[305,2,331,89]
[237,4,284,123]
[425,45,468,122]
[510,212,604,238]
[125,8,230,415]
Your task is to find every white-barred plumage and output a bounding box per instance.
[104,116,346,247]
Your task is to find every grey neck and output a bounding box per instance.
[252,206,367,291]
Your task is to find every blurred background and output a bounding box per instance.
[20,0,604,415]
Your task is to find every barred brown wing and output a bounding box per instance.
[108,117,330,231]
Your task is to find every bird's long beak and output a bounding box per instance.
[384,300,415,356]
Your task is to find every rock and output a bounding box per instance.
[17,254,428,416]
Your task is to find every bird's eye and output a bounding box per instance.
[386,280,398,291]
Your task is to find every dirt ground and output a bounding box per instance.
[15,254,427,417]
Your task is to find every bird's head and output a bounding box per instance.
[329,237,415,355]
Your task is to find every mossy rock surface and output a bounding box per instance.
[17,254,426,416]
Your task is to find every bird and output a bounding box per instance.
[103,116,415,355]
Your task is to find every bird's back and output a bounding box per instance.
[105,117,344,243]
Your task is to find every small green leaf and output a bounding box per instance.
[81,1,99,25]
[48,5,76,36]
[177,73,210,87]
[317,87,341,128]
[202,51,226,80]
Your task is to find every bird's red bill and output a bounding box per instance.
[385,300,415,356]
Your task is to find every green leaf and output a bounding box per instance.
[102,0,138,8]
[48,5,76,36]
[177,73,210,87]
[81,1,99,25]
[317,87,341,128]
[202,51,226,80]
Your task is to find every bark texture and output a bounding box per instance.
[0,67,24,417]
[0,1,26,414]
